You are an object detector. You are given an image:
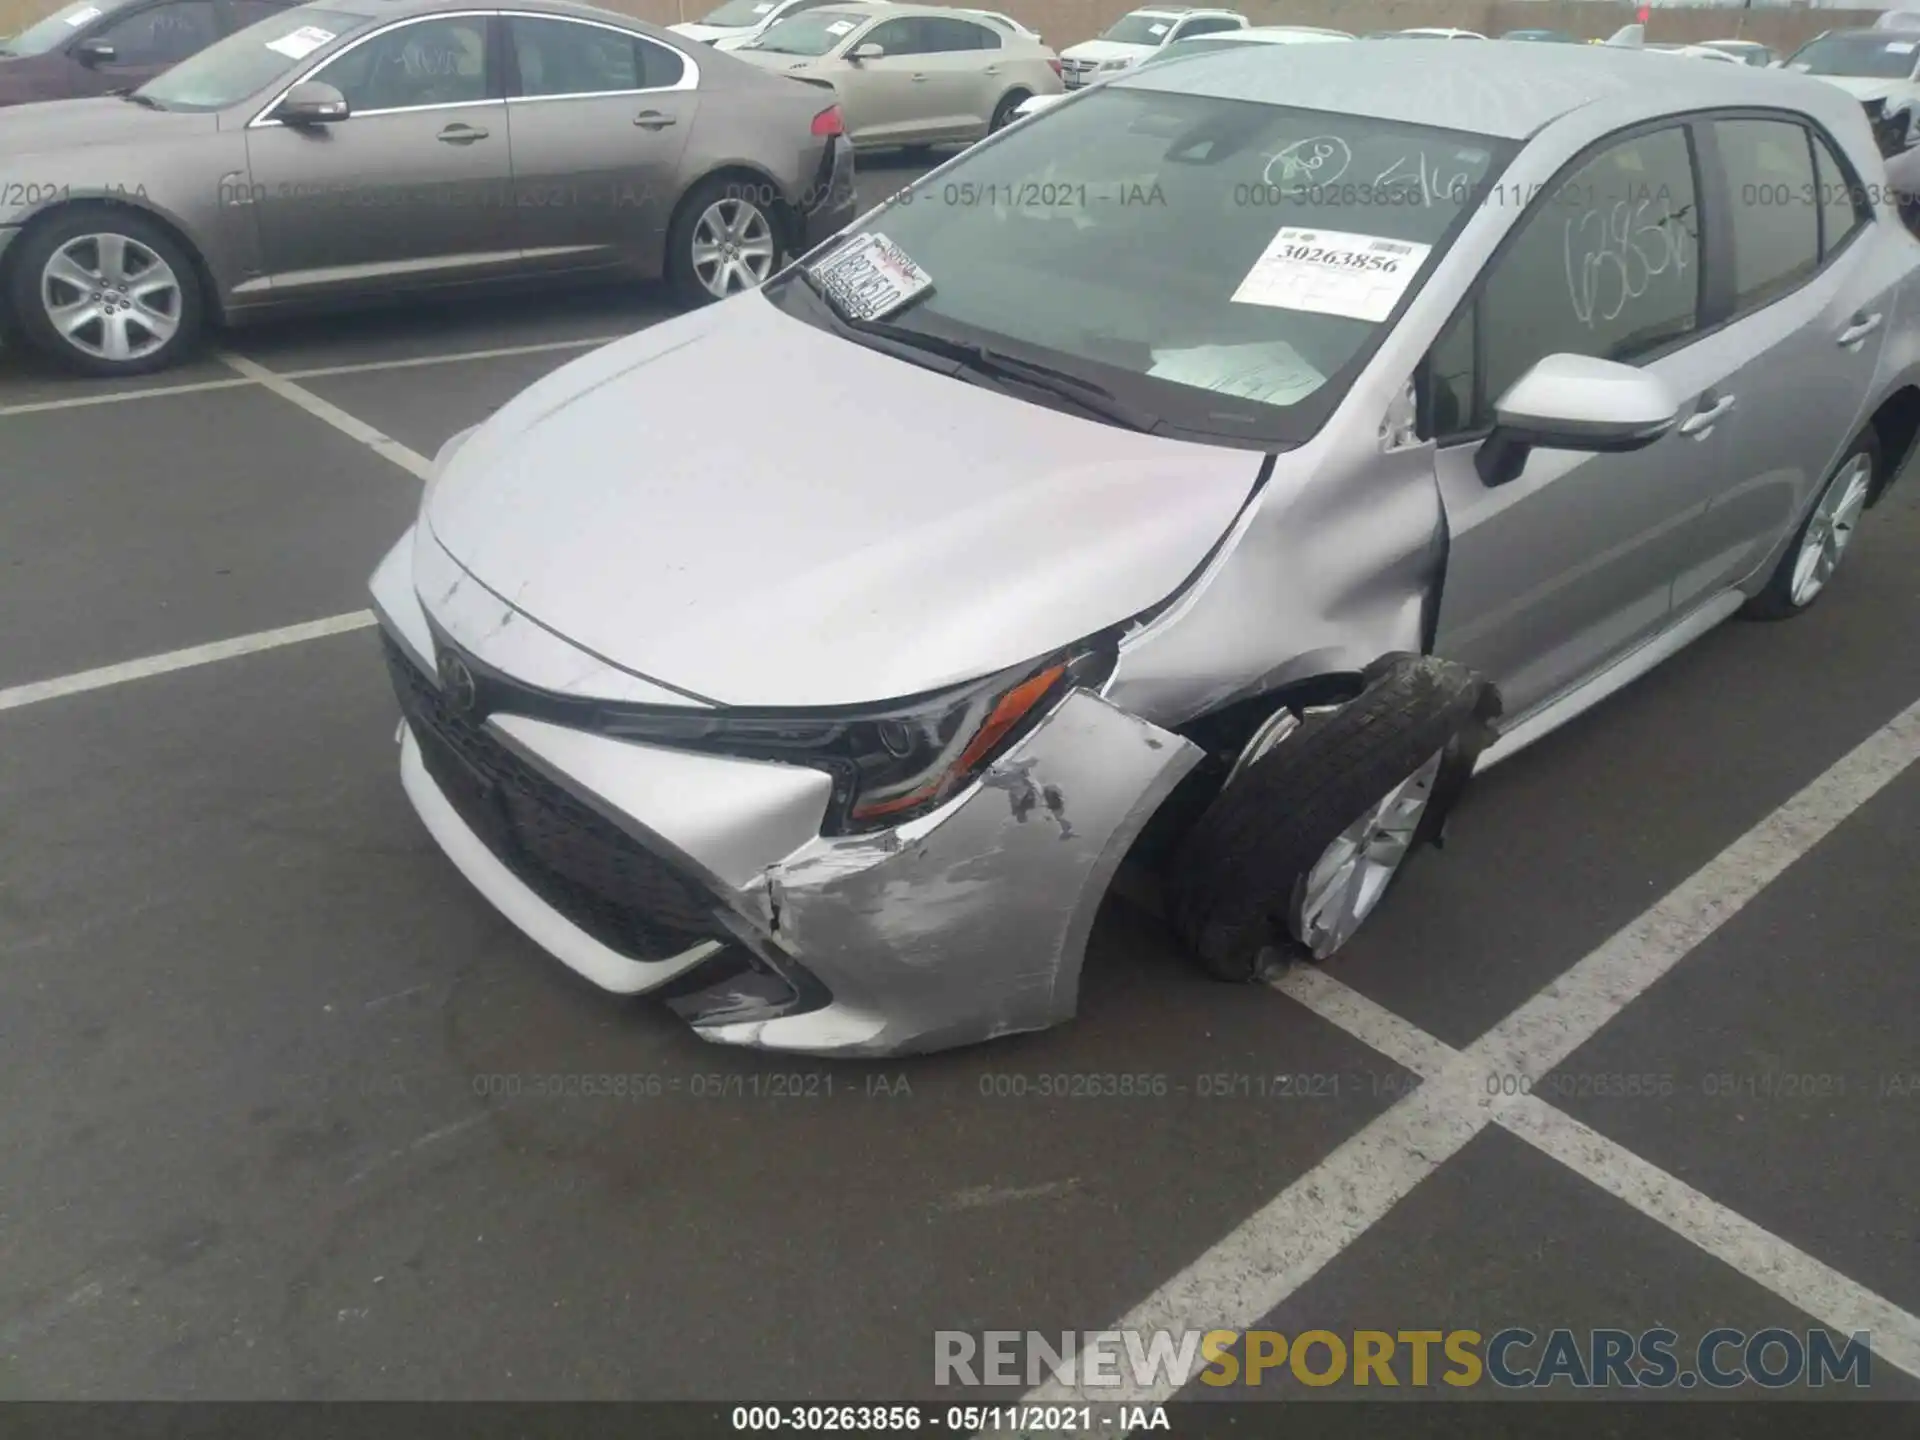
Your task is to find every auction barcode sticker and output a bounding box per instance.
[807,232,933,321]
[1231,225,1433,323]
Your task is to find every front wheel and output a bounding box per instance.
[1740,428,1878,620]
[665,177,783,307]
[1166,654,1502,983]
[8,207,204,376]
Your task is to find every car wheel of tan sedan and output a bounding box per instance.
[990,89,1031,131]
[10,208,204,378]
[667,177,784,306]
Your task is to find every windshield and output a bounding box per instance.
[698,0,784,26]
[136,7,359,109]
[771,88,1509,446]
[1102,14,1180,45]
[1788,34,1920,77]
[2,0,122,56]
[743,10,860,54]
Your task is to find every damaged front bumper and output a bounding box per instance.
[371,529,1202,1057]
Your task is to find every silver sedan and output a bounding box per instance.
[372,42,1920,1056]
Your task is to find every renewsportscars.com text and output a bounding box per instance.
[934,1327,1874,1390]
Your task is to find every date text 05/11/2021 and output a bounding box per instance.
[728,1405,1170,1432]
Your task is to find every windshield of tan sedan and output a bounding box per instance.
[1788,35,1920,77]
[771,88,1509,445]
[135,6,360,109]
[3,0,127,55]
[743,10,860,54]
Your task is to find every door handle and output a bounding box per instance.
[633,110,677,129]
[1837,312,1883,346]
[1678,394,1736,436]
[982,64,999,74]
[436,123,488,144]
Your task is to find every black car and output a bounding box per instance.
[0,0,294,106]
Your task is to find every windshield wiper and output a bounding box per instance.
[118,91,166,108]
[790,267,1158,432]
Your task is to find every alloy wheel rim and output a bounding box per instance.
[1289,749,1444,960]
[1789,453,1873,608]
[41,233,181,363]
[690,199,776,298]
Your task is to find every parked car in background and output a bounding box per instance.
[0,0,296,107]
[670,0,843,52]
[1873,11,1920,30]
[1648,42,1743,63]
[1697,38,1776,67]
[733,2,1061,147]
[1502,28,1580,43]
[1783,29,1920,154]
[1381,27,1486,40]
[370,41,1919,1059]
[1055,6,1246,89]
[1013,24,1348,120]
[0,0,856,375]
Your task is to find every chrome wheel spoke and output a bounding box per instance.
[47,298,102,338]
[1291,749,1442,959]
[43,251,100,297]
[94,233,131,285]
[1789,454,1873,607]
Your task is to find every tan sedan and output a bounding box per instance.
[730,1,1062,149]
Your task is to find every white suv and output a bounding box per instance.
[1056,6,1247,87]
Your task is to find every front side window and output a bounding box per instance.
[919,18,992,51]
[1176,17,1240,39]
[771,89,1510,445]
[1786,34,1920,78]
[134,5,358,109]
[96,0,220,65]
[313,16,489,111]
[861,18,928,55]
[1715,118,1820,311]
[1473,125,1700,430]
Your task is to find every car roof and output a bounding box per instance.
[1116,39,1862,139]
[307,0,685,24]
[1131,7,1245,17]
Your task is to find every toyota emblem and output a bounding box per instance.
[438,652,479,714]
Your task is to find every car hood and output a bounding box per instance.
[1812,75,1916,103]
[669,22,745,40]
[0,95,218,157]
[1060,39,1154,62]
[423,291,1265,709]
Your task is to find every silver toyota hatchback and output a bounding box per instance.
[371,43,1920,1056]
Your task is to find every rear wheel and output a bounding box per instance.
[990,90,1030,132]
[665,176,783,307]
[1166,654,1501,983]
[8,207,203,376]
[1740,428,1878,620]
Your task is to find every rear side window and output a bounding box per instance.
[1813,131,1870,256]
[922,17,995,50]
[1472,125,1701,429]
[1714,118,1821,311]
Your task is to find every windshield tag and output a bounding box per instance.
[265,25,337,60]
[1148,22,1168,35]
[1890,40,1917,52]
[753,2,775,10]
[808,232,933,321]
[1231,225,1433,324]
[825,19,856,33]
[65,4,102,23]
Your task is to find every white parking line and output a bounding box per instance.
[1031,695,1920,1421]
[279,334,621,379]
[0,612,377,714]
[0,376,257,417]
[218,352,433,480]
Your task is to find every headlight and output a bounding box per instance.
[596,641,1117,834]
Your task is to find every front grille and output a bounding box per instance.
[382,632,728,962]
[1061,58,1096,86]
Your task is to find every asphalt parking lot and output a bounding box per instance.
[3,148,1919,1415]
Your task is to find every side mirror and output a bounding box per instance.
[275,80,350,126]
[74,37,117,65]
[849,42,883,61]
[1475,353,1679,486]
